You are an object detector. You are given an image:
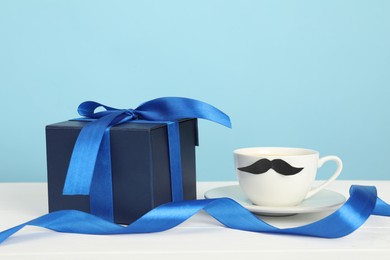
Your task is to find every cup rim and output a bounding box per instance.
[234,147,319,157]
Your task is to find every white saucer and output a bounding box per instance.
[204,185,346,216]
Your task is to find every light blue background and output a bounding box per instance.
[0,0,389,182]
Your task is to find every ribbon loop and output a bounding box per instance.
[77,101,119,118]
[135,97,232,128]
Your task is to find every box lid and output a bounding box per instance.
[46,118,199,145]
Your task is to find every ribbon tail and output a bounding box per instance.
[373,197,390,216]
[280,185,378,238]
[204,185,379,238]
[63,112,123,195]
[89,128,115,221]
[0,224,26,244]
[166,122,183,202]
[0,186,389,245]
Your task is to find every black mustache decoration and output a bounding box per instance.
[238,159,304,176]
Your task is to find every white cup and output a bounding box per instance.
[234,147,342,207]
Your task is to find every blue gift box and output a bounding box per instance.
[45,98,230,225]
[46,119,198,224]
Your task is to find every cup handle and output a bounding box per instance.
[305,155,343,199]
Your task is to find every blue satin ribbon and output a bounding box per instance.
[62,97,232,221]
[0,185,389,244]
[1,98,388,244]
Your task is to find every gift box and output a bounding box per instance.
[45,97,230,225]
[46,118,198,224]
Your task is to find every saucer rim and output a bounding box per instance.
[204,185,346,215]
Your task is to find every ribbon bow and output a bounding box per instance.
[62,97,231,221]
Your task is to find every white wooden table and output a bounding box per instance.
[0,181,389,259]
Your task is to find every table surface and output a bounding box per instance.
[0,181,389,260]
